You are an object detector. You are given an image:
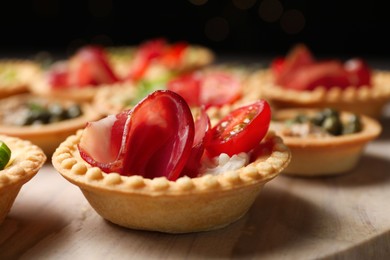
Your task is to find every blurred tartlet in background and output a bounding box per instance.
[270,107,381,176]
[107,38,215,80]
[29,38,215,103]
[250,44,390,118]
[0,93,101,155]
[0,60,40,99]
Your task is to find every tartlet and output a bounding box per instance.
[107,42,215,80]
[52,130,291,233]
[0,60,40,99]
[30,42,214,103]
[254,69,390,118]
[270,108,382,176]
[0,134,46,224]
[0,94,102,155]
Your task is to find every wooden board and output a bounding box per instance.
[0,115,390,259]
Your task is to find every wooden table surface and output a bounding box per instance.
[1,109,390,259]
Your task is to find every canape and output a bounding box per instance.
[52,90,291,233]
[252,44,390,118]
[270,108,381,176]
[107,38,215,80]
[30,39,214,102]
[0,134,46,224]
[29,45,124,102]
[0,60,40,99]
[0,93,101,155]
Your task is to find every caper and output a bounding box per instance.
[322,115,342,135]
[342,114,362,134]
[35,110,52,124]
[311,111,326,126]
[48,103,66,118]
[292,113,309,124]
[66,105,82,119]
[23,109,50,125]
[322,108,339,118]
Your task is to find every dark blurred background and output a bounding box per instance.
[1,0,390,64]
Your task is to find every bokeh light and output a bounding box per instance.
[188,0,208,6]
[88,0,113,18]
[205,17,230,42]
[258,0,283,23]
[280,9,305,34]
[32,0,59,17]
[232,0,257,10]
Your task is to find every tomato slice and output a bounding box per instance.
[166,72,201,106]
[344,58,372,87]
[47,62,70,88]
[79,90,194,181]
[127,39,188,81]
[205,100,271,157]
[283,61,350,90]
[271,57,285,78]
[70,46,120,86]
[167,71,242,108]
[275,44,315,85]
[127,39,166,81]
[200,71,242,108]
[160,42,188,68]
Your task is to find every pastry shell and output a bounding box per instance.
[0,60,40,99]
[52,131,291,233]
[254,69,390,118]
[0,94,102,155]
[93,82,137,116]
[0,134,46,224]
[271,108,382,176]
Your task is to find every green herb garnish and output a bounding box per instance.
[0,141,11,170]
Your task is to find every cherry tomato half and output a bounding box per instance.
[344,58,372,87]
[205,99,271,157]
[167,71,242,108]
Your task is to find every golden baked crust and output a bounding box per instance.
[0,94,102,155]
[52,130,291,233]
[252,69,390,118]
[271,108,382,176]
[0,60,40,99]
[93,82,137,116]
[0,134,46,224]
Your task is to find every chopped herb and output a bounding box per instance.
[0,141,11,170]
